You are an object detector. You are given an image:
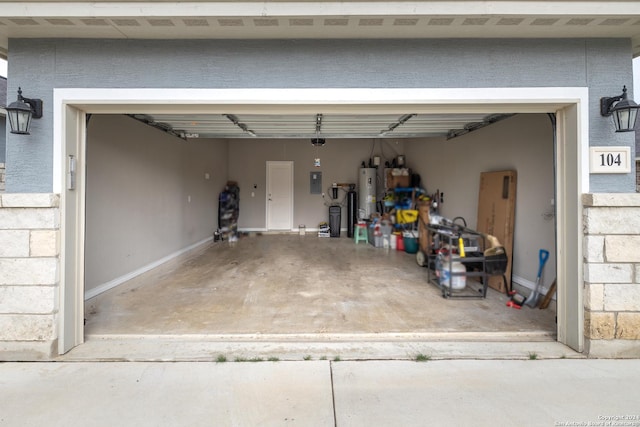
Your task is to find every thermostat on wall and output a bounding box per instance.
[589,146,631,174]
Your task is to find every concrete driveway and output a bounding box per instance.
[1,359,639,427]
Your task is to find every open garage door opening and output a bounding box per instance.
[56,88,585,358]
[81,113,556,347]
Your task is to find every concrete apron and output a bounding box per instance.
[71,235,566,362]
[60,333,580,362]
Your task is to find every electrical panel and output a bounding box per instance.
[310,171,322,194]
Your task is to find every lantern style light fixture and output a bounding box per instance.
[5,87,43,135]
[600,85,640,133]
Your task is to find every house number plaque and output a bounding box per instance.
[589,146,631,174]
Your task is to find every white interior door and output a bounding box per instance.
[267,161,294,230]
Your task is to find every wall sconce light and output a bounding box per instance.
[6,87,43,135]
[600,85,639,133]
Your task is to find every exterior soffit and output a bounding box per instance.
[1,2,640,57]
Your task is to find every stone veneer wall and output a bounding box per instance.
[0,194,59,360]
[583,193,640,358]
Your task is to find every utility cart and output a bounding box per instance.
[421,222,508,299]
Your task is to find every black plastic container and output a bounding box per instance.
[347,189,357,238]
[329,205,341,238]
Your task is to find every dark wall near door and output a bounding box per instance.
[0,115,5,163]
[0,76,5,163]
[84,115,227,295]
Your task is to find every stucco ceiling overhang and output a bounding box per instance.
[1,1,640,59]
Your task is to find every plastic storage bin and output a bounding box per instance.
[403,232,418,254]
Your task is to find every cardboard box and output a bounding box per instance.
[385,169,411,189]
[476,170,517,293]
[417,201,431,254]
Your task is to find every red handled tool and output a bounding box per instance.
[506,300,522,309]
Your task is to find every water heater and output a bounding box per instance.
[358,168,377,219]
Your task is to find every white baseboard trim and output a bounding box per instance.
[85,236,212,300]
[239,227,349,233]
[512,274,555,300]
[512,274,536,291]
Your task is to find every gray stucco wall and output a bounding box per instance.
[5,38,636,192]
[0,115,6,163]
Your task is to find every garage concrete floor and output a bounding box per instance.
[84,234,557,338]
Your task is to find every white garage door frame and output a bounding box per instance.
[54,87,588,355]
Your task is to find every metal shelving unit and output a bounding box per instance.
[425,224,507,299]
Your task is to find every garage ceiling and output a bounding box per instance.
[129,112,513,140]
